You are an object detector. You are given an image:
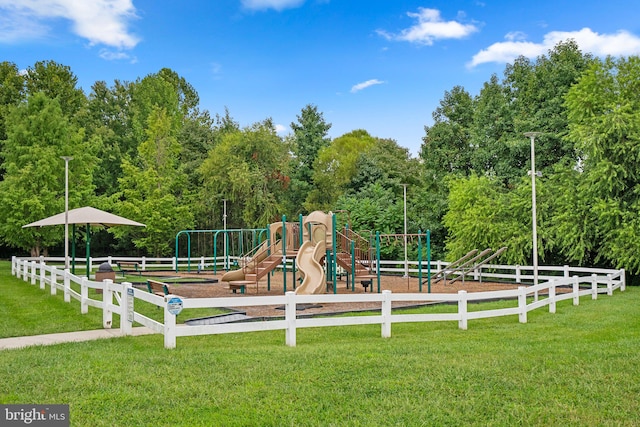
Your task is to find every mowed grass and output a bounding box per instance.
[1,260,639,426]
[0,262,227,337]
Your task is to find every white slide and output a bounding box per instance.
[294,239,326,294]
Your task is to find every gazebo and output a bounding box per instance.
[23,206,145,276]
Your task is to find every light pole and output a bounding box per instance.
[524,132,541,288]
[60,156,73,270]
[402,183,408,278]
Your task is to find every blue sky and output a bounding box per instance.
[2,0,640,156]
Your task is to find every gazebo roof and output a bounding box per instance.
[23,206,145,228]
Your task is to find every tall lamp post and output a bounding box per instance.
[402,183,408,278]
[524,132,541,288]
[60,156,73,270]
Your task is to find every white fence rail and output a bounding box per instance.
[11,256,626,349]
[13,254,625,284]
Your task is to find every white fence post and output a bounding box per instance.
[30,261,37,285]
[285,291,297,347]
[39,260,46,290]
[103,279,113,328]
[11,256,16,276]
[142,257,147,271]
[50,266,58,296]
[64,269,71,303]
[164,295,177,349]
[591,274,598,300]
[381,290,392,338]
[458,290,468,330]
[621,269,626,291]
[572,275,579,306]
[81,277,89,314]
[22,259,28,281]
[563,265,570,278]
[549,279,556,314]
[515,265,521,283]
[518,286,527,323]
[607,274,613,296]
[121,282,133,336]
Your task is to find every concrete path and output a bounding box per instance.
[0,327,157,351]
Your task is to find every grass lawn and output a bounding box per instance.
[1,261,639,426]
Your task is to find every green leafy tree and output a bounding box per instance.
[187,108,240,230]
[0,93,95,255]
[24,60,87,119]
[199,119,291,228]
[306,129,375,211]
[85,79,135,196]
[0,61,25,142]
[110,107,194,256]
[469,74,515,183]
[286,104,332,216]
[560,56,640,272]
[419,86,474,258]
[443,174,535,265]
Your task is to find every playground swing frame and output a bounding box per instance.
[373,230,432,293]
[174,228,269,273]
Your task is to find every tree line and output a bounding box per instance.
[1,41,639,276]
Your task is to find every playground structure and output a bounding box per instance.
[217,211,379,295]
[175,211,504,295]
[431,247,508,286]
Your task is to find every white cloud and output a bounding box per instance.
[351,79,385,93]
[0,0,139,50]
[378,7,478,45]
[241,0,304,11]
[274,123,288,134]
[469,27,640,67]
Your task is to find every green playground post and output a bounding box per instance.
[350,240,355,292]
[267,223,271,291]
[299,214,304,247]
[332,212,337,294]
[418,230,423,292]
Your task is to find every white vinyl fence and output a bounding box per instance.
[11,256,626,349]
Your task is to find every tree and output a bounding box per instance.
[24,60,87,119]
[286,104,331,216]
[85,79,135,196]
[419,86,475,258]
[306,129,375,211]
[469,74,515,183]
[0,93,95,255]
[502,41,593,177]
[443,174,535,265]
[420,86,474,177]
[0,61,25,142]
[110,106,194,256]
[199,119,291,228]
[560,56,640,273]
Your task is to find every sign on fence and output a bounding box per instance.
[167,297,183,315]
[127,287,134,323]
